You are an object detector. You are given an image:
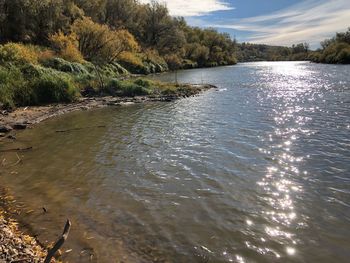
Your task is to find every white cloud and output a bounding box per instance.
[212,0,350,48]
[139,0,233,17]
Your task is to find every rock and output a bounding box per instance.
[12,123,27,130]
[8,134,16,140]
[0,125,13,133]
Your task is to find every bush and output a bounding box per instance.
[43,57,90,75]
[134,78,152,88]
[141,49,168,73]
[30,73,78,104]
[117,52,149,74]
[49,31,84,63]
[38,49,56,63]
[182,59,198,69]
[164,54,182,70]
[0,64,78,108]
[101,62,129,77]
[317,42,350,64]
[0,43,39,65]
[0,66,25,109]
[106,78,151,97]
[336,47,350,64]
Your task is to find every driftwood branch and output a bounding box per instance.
[44,219,71,263]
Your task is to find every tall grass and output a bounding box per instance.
[0,64,79,109]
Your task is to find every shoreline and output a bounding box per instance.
[0,84,217,136]
[0,83,216,262]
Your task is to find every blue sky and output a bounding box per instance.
[140,0,350,48]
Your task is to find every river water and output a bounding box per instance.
[1,62,349,262]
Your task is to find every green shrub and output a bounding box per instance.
[0,66,25,109]
[106,78,150,97]
[182,59,198,69]
[117,52,150,74]
[29,72,78,104]
[0,64,78,108]
[101,62,129,77]
[0,43,39,65]
[134,78,152,88]
[122,82,150,97]
[141,49,168,73]
[42,57,91,75]
[335,46,350,64]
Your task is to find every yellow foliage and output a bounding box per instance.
[118,51,143,67]
[0,43,39,64]
[38,49,55,63]
[72,17,140,64]
[143,48,166,65]
[49,31,84,63]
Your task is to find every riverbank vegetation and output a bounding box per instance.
[0,43,205,110]
[236,42,310,62]
[0,1,349,109]
[0,0,236,109]
[0,0,237,71]
[309,28,350,64]
[236,28,350,64]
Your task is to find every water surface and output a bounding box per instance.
[1,62,350,262]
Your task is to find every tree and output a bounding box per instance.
[165,54,181,84]
[103,0,137,29]
[72,17,139,87]
[72,17,138,64]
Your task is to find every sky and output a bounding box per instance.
[140,0,350,48]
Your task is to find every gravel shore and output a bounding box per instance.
[0,209,47,263]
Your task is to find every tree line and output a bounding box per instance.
[0,0,237,71]
[235,42,310,62]
[0,0,348,71]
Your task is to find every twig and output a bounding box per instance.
[8,153,21,167]
[0,147,32,153]
[44,219,71,263]
[55,125,106,133]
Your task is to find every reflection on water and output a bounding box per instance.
[1,62,350,262]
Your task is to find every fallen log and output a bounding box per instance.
[44,219,71,263]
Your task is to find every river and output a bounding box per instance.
[1,61,349,262]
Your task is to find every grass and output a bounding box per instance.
[0,43,202,110]
[0,64,79,109]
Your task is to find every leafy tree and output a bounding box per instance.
[72,17,139,64]
[72,17,139,86]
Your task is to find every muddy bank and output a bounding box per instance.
[0,84,216,136]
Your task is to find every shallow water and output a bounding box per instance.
[1,62,350,262]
